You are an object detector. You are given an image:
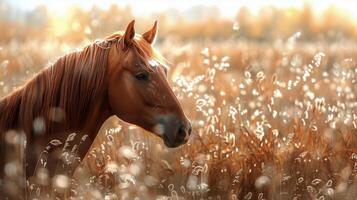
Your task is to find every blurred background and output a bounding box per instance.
[1,0,357,96]
[1,0,357,199]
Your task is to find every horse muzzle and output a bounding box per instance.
[154,114,192,148]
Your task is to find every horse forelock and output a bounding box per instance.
[107,32,168,68]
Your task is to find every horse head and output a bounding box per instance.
[107,20,191,148]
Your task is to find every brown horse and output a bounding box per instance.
[0,20,191,198]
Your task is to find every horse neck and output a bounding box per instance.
[0,73,105,138]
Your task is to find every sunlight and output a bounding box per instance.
[1,0,357,198]
[9,0,357,19]
[50,14,70,37]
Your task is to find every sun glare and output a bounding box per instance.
[9,0,357,20]
[50,15,70,37]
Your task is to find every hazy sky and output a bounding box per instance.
[7,0,357,18]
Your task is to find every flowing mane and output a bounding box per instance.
[0,39,113,136]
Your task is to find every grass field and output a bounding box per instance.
[70,39,357,200]
[1,2,357,200]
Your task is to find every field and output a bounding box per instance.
[1,2,357,200]
[71,40,356,200]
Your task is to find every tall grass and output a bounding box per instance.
[1,35,357,199]
[77,39,357,199]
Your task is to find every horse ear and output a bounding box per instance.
[142,21,158,45]
[120,20,136,50]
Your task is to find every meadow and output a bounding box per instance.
[1,3,357,200]
[71,39,357,200]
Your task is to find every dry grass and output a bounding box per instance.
[76,40,356,199]
[1,33,357,199]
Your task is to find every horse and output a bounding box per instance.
[0,20,192,198]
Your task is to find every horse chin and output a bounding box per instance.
[163,137,186,148]
[163,140,182,148]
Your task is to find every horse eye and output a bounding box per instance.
[134,72,149,81]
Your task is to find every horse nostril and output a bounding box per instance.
[178,125,185,138]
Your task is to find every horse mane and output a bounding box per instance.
[0,39,114,136]
[0,32,166,137]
